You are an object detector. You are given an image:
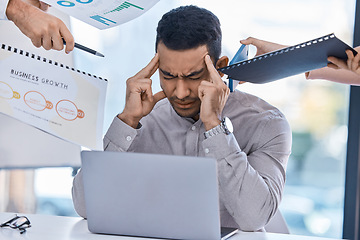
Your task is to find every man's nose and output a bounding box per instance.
[175,79,190,99]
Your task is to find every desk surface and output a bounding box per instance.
[0,212,343,240]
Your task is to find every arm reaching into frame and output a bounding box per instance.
[241,37,360,86]
[327,47,360,75]
[5,0,75,53]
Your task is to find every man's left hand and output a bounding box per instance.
[198,55,230,131]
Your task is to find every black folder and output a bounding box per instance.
[218,33,357,84]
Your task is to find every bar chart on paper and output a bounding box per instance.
[42,0,160,29]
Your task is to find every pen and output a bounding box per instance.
[62,39,105,57]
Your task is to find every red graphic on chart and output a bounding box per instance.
[24,91,53,111]
[56,99,85,121]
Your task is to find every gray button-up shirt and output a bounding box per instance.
[72,90,292,231]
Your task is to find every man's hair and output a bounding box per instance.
[156,5,222,62]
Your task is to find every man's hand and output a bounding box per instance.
[118,54,166,129]
[328,48,360,76]
[6,0,74,53]
[240,37,286,57]
[199,55,230,131]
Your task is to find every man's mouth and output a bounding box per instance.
[173,101,195,109]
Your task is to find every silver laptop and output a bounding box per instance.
[81,151,238,240]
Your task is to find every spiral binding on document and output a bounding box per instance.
[0,43,107,81]
[221,33,336,71]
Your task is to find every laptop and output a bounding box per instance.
[81,151,238,240]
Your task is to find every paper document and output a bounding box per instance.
[0,44,107,150]
[42,0,160,29]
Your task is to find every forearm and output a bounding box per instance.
[217,147,283,231]
[202,118,291,231]
[307,67,360,86]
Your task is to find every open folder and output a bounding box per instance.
[218,33,357,84]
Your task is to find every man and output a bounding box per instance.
[72,5,292,231]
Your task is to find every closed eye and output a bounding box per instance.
[163,76,176,80]
[189,77,201,80]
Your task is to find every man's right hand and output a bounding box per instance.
[118,54,166,129]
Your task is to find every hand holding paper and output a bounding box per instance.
[6,0,75,53]
[220,33,356,84]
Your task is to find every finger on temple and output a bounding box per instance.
[205,55,221,84]
[135,53,159,79]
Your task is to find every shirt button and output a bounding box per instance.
[191,126,196,131]
[126,136,132,141]
[204,148,210,154]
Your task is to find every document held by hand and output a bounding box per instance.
[0,44,107,150]
[42,0,160,29]
[218,33,356,84]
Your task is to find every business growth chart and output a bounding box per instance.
[0,44,107,150]
[42,0,160,29]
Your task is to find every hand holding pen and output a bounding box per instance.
[63,39,105,57]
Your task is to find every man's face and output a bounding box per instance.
[157,42,211,120]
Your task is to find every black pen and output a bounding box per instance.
[63,39,105,57]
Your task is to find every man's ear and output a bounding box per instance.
[216,56,229,77]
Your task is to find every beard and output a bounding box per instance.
[168,96,201,119]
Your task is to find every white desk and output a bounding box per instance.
[0,212,342,240]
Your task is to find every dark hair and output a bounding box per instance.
[156,5,222,62]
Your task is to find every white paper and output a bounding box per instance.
[0,45,107,150]
[0,113,81,168]
[42,0,160,29]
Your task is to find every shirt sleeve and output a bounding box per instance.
[202,116,292,231]
[103,116,140,151]
[0,0,10,20]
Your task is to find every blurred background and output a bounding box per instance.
[0,0,356,238]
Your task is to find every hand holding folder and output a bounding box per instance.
[327,47,360,75]
[219,33,357,84]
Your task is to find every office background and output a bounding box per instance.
[0,0,359,239]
